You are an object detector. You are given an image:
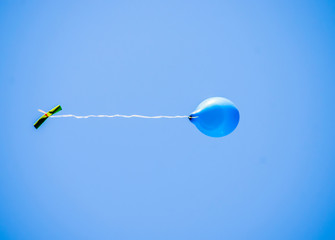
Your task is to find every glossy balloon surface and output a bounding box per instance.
[189,97,239,137]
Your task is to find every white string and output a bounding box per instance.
[38,109,189,119]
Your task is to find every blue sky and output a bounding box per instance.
[1,1,335,239]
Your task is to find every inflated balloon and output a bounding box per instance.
[189,97,239,137]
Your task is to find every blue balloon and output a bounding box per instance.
[189,97,240,137]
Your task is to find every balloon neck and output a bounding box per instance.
[188,114,197,122]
